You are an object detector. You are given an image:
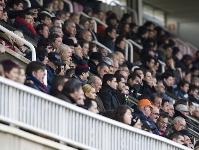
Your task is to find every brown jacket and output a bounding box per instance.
[96,94,105,113]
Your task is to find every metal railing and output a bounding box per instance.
[0,77,191,150]
[125,40,133,62]
[0,25,36,61]
[92,41,112,53]
[24,0,31,7]
[63,0,73,13]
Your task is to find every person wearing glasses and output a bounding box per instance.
[156,113,169,136]
[149,106,160,135]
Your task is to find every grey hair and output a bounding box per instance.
[63,19,75,28]
[49,26,61,33]
[87,76,101,85]
[173,116,185,124]
[57,44,70,54]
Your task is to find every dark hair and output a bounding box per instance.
[62,78,82,94]
[115,74,125,83]
[63,19,74,30]
[49,26,61,34]
[82,99,93,110]
[0,59,19,74]
[188,85,198,93]
[141,55,155,65]
[113,105,131,124]
[190,66,199,73]
[43,1,53,9]
[37,38,53,48]
[161,98,169,107]
[55,10,66,17]
[150,93,162,104]
[65,68,75,78]
[51,17,60,24]
[102,74,116,84]
[115,36,124,46]
[49,76,67,97]
[157,113,169,123]
[38,13,51,22]
[128,72,141,81]
[143,70,151,78]
[49,33,61,42]
[36,24,48,34]
[177,80,189,89]
[36,47,48,62]
[18,10,31,19]
[79,40,89,48]
[161,72,175,80]
[25,61,45,76]
[134,67,143,73]
[182,54,192,62]
[120,13,131,23]
[118,23,130,37]
[169,132,184,141]
[143,21,155,28]
[97,62,109,70]
[13,0,24,7]
[105,26,115,36]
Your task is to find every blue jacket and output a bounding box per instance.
[46,65,56,86]
[175,89,188,100]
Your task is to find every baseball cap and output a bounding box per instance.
[175,104,189,112]
[138,99,154,108]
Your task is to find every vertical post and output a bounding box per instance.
[137,0,142,26]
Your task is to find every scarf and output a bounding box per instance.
[27,75,49,93]
[15,17,38,36]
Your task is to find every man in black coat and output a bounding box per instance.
[98,74,120,110]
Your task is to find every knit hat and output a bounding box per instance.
[75,61,90,74]
[90,52,102,61]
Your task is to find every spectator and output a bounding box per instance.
[160,98,169,114]
[49,34,62,50]
[179,129,192,148]
[24,61,48,93]
[37,38,54,53]
[14,11,39,41]
[169,132,185,145]
[41,1,53,16]
[83,99,99,114]
[0,9,8,23]
[191,77,199,87]
[49,26,64,37]
[74,61,90,85]
[114,36,126,55]
[79,30,92,42]
[46,52,65,86]
[7,0,23,19]
[179,55,193,71]
[183,71,191,83]
[98,74,119,110]
[100,26,116,53]
[98,47,108,57]
[119,64,130,76]
[62,38,77,53]
[168,103,175,118]
[174,104,189,118]
[96,62,109,79]
[188,85,199,103]
[112,105,132,125]
[51,17,61,27]
[115,51,125,66]
[131,114,142,129]
[36,47,48,64]
[79,17,90,30]
[82,84,96,100]
[148,106,160,135]
[62,19,76,39]
[55,10,66,23]
[57,78,83,105]
[140,55,155,71]
[150,93,162,109]
[175,80,189,100]
[88,52,102,75]
[172,47,180,65]
[38,13,52,27]
[36,24,49,39]
[88,42,97,57]
[79,40,89,61]
[161,72,175,94]
[17,67,26,84]
[127,72,141,98]
[56,64,65,76]
[65,68,75,78]
[0,59,19,81]
[82,6,92,17]
[156,113,169,135]
[49,76,67,97]
[163,116,186,138]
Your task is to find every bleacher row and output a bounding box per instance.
[0,0,199,149]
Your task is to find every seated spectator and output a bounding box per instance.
[179,129,192,148]
[169,132,184,145]
[140,55,155,71]
[65,68,75,78]
[119,64,130,76]
[46,52,65,86]
[174,104,189,119]
[114,36,126,55]
[36,24,49,39]
[127,72,141,98]
[179,55,193,71]
[36,47,48,64]
[24,61,48,93]
[49,26,63,37]
[100,26,116,53]
[79,40,89,62]
[55,10,66,23]
[56,64,65,76]
[98,74,119,110]
[156,113,169,135]
[88,42,97,57]
[188,85,199,103]
[0,59,19,81]
[74,61,90,85]
[163,116,186,138]
[98,47,108,57]
[57,78,83,105]
[17,67,26,84]
[62,38,77,53]
[160,98,169,114]
[168,103,175,118]
[37,38,54,53]
[115,51,125,66]
[51,17,61,27]
[83,99,99,114]
[131,114,142,129]
[190,66,199,77]
[191,76,199,87]
[7,0,24,19]
[38,13,52,28]
[183,71,191,83]
[13,11,39,41]
[40,1,54,16]
[95,62,109,79]
[112,60,119,74]
[79,17,89,30]
[62,19,76,39]
[112,105,132,125]
[148,106,160,135]
[175,80,189,100]
[83,84,96,99]
[87,52,101,75]
[56,44,72,70]
[0,9,8,23]
[78,30,92,42]
[82,6,92,17]
[161,72,175,94]
[49,34,62,50]
[150,93,162,109]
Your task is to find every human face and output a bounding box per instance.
[100,49,108,57]
[82,71,89,81]
[184,73,191,83]
[108,29,116,39]
[42,17,51,27]
[164,76,174,87]
[55,28,64,38]
[53,37,62,49]
[89,101,99,114]
[42,56,49,65]
[123,109,132,125]
[66,22,76,36]
[33,69,46,83]
[52,20,60,27]
[133,119,142,129]
[17,68,26,84]
[86,88,96,99]
[181,111,189,117]
[165,47,173,57]
[194,107,199,118]
[41,26,49,38]
[46,45,54,53]
[168,103,175,117]
[174,119,186,131]
[144,72,152,83]
[126,17,132,24]
[117,40,126,50]
[174,136,184,145]
[76,88,85,105]
[117,77,126,91]
[113,62,119,74]
[0,11,8,22]
[154,97,162,109]
[5,68,19,81]
[14,32,24,48]
[109,66,114,74]
[149,107,159,123]
[122,66,129,76]
[135,70,144,80]
[74,45,83,58]
[130,76,140,86]
[156,82,165,93]
[98,66,109,79]
[161,102,169,113]
[14,3,23,11]
[181,83,189,93]
[25,15,33,24]
[108,78,118,89]
[144,106,151,117]
[157,117,168,132]
[62,47,72,62]
[184,135,191,146]
[58,65,65,76]
[71,15,79,24]
[146,59,155,69]
[83,21,89,30]
[82,43,89,55]
[84,31,92,42]
[118,53,125,65]
[92,78,102,93]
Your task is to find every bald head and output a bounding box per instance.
[115,51,125,65]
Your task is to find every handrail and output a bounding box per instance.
[0,76,191,150]
[186,42,198,51]
[127,39,143,49]
[63,0,73,13]
[109,1,138,24]
[79,12,97,33]
[0,25,36,61]
[24,0,31,7]
[35,0,43,6]
[92,40,112,53]
[91,17,108,28]
[125,40,133,62]
[175,38,191,54]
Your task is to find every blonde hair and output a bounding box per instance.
[0,64,4,77]
[82,84,94,94]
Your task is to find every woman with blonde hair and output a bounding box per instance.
[82,84,97,100]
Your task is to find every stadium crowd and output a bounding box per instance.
[1,0,199,149]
